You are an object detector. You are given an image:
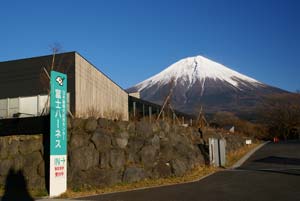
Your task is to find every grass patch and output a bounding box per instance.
[0,186,48,198]
[30,189,48,198]
[60,165,219,198]
[0,143,259,199]
[0,186,3,195]
[226,143,259,168]
[60,143,260,199]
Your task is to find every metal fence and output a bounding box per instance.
[128,95,195,125]
[0,94,70,119]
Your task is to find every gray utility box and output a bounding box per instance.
[209,138,226,167]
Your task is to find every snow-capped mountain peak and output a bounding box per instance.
[135,55,261,92]
[127,55,286,117]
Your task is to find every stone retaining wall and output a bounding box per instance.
[0,135,45,189]
[67,118,205,188]
[0,118,249,190]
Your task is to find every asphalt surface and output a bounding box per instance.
[76,140,300,201]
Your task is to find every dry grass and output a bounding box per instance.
[226,143,259,167]
[60,165,219,198]
[0,187,48,198]
[0,143,260,199]
[30,189,49,198]
[0,134,42,142]
[103,110,124,121]
[85,107,124,120]
[60,143,260,199]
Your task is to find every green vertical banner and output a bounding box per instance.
[50,71,67,197]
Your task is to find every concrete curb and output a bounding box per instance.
[231,141,270,169]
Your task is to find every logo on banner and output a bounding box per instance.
[55,76,65,86]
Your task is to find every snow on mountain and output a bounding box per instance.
[127,55,287,118]
[134,55,263,94]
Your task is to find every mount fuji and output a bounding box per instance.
[127,55,287,119]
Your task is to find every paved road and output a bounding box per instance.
[76,140,300,201]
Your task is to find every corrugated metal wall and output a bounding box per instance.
[0,52,129,121]
[75,53,129,120]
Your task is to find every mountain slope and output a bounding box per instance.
[127,56,287,118]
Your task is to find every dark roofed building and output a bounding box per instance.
[0,52,128,120]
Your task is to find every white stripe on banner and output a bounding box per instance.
[50,155,67,197]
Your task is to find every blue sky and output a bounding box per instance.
[0,0,299,92]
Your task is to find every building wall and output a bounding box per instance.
[75,53,129,120]
[0,52,129,121]
[0,52,76,113]
[129,92,140,99]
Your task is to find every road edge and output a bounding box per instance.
[230,141,270,169]
[48,142,269,200]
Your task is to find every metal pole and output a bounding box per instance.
[173,112,175,124]
[37,95,40,116]
[149,106,152,122]
[18,97,21,117]
[133,102,136,118]
[7,98,9,118]
[218,139,221,167]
